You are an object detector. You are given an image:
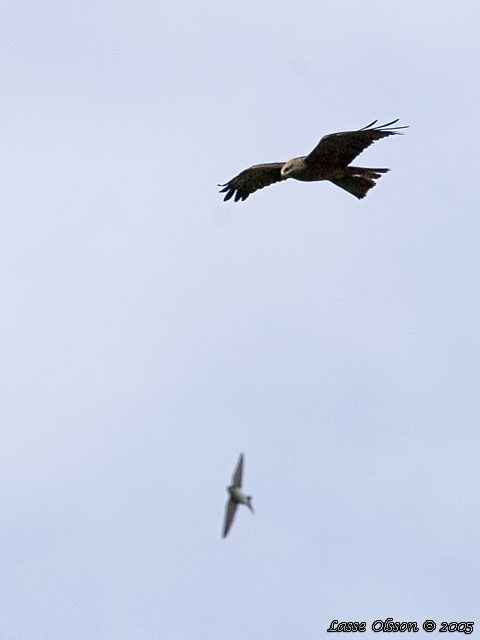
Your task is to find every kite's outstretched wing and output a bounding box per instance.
[223,499,238,538]
[306,119,408,170]
[219,163,286,201]
[232,453,244,488]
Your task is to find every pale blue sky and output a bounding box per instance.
[1,1,480,638]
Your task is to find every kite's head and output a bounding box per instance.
[281,157,303,178]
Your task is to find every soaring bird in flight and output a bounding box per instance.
[219,119,407,202]
[222,453,254,538]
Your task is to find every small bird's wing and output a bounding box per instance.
[232,453,244,488]
[223,499,238,538]
[305,119,408,169]
[219,163,286,202]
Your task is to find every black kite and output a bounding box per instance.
[219,119,407,202]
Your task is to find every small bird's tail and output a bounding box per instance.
[247,497,254,513]
[331,167,389,199]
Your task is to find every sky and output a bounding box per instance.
[1,0,480,638]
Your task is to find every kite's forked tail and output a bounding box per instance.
[331,166,389,200]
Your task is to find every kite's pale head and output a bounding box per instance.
[281,157,303,178]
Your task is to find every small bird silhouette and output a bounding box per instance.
[222,453,254,538]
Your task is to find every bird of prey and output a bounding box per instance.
[219,119,407,201]
[222,453,254,538]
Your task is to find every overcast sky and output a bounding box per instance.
[1,1,480,638]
